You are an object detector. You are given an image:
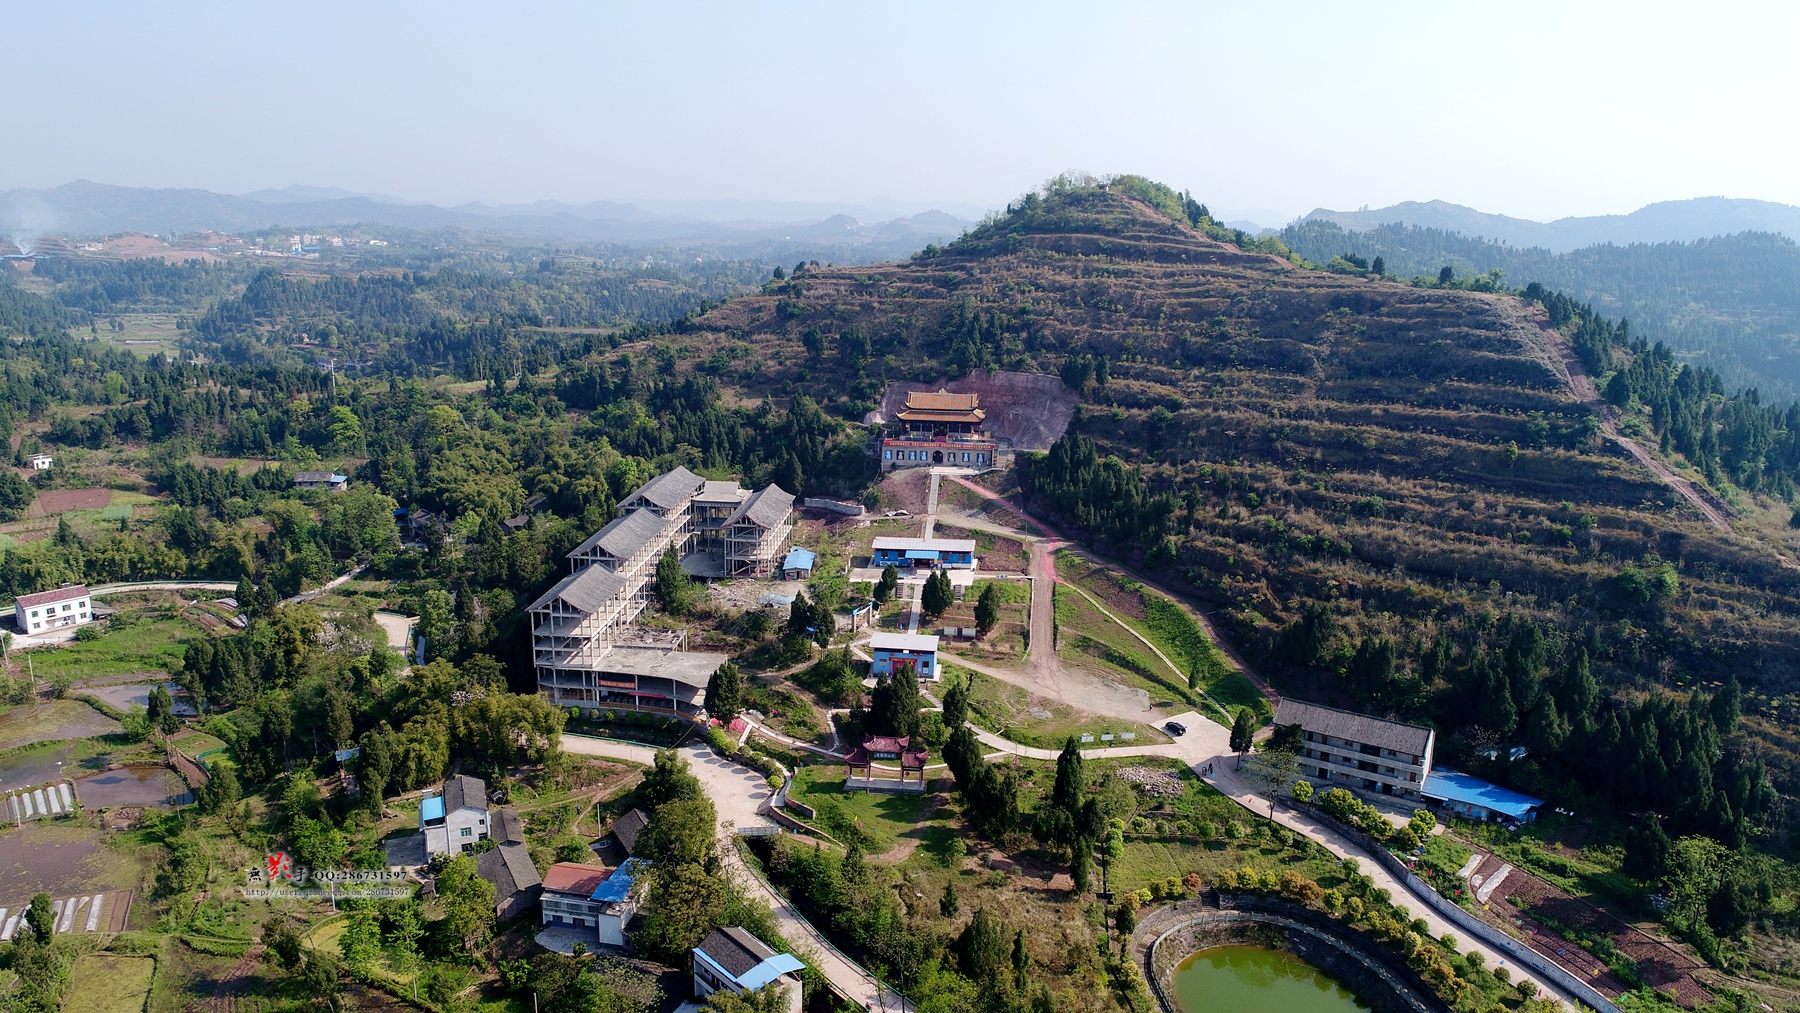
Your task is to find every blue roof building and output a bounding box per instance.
[1421,768,1545,823]
[781,547,815,579]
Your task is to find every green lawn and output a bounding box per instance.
[168,729,228,757]
[969,579,1029,604]
[27,615,200,682]
[787,765,940,854]
[1055,552,1267,723]
[63,954,155,1013]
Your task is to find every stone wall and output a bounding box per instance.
[1138,897,1449,1013]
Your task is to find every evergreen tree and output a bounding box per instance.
[1071,837,1092,894]
[705,662,743,722]
[874,565,898,605]
[974,582,1000,635]
[1713,675,1742,734]
[944,724,981,788]
[942,671,970,729]
[1229,708,1256,765]
[653,546,692,615]
[941,879,960,917]
[921,569,953,618]
[869,664,923,739]
[1051,737,1085,817]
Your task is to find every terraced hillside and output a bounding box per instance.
[682,183,1800,765]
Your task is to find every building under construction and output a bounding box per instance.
[530,467,793,717]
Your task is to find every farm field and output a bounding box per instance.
[64,953,156,1013]
[26,614,199,683]
[0,698,121,750]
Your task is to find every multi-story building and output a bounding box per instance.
[1275,698,1436,801]
[420,774,493,856]
[531,467,734,718]
[14,584,93,634]
[540,859,643,947]
[691,481,751,555]
[723,485,794,576]
[880,389,998,470]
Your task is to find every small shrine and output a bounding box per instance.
[845,734,929,793]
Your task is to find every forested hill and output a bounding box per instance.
[1281,219,1800,404]
[677,175,1800,796]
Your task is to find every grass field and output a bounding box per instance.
[27,615,199,682]
[64,954,156,1013]
[953,664,1165,749]
[0,698,121,750]
[1055,553,1269,722]
[1053,584,1196,708]
[969,578,1030,604]
[787,765,940,854]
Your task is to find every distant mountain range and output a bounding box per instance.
[0,180,981,259]
[1303,197,1800,252]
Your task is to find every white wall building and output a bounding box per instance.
[1276,698,1436,801]
[15,585,92,634]
[420,774,491,856]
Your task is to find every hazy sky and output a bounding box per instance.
[2,1,1795,223]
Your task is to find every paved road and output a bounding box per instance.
[560,735,909,1012]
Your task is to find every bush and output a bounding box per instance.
[705,726,734,755]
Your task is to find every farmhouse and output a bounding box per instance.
[14,584,93,634]
[293,470,348,491]
[28,454,52,471]
[869,631,939,681]
[692,927,805,1013]
[540,859,644,947]
[474,809,542,919]
[1276,698,1435,801]
[870,536,976,570]
[420,774,492,856]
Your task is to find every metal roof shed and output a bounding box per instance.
[1421,768,1545,821]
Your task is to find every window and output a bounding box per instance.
[61,604,71,611]
[460,827,472,837]
[884,450,892,459]
[28,610,37,618]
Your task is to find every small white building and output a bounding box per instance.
[294,470,348,491]
[15,585,92,634]
[420,774,491,856]
[28,454,52,471]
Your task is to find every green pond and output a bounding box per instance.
[1173,945,1369,1013]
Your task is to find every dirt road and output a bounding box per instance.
[1543,321,1731,531]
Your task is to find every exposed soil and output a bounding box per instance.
[27,488,111,516]
[1464,850,1713,1006]
[934,523,1029,572]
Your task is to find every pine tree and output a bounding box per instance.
[921,569,953,618]
[940,879,960,917]
[1052,737,1085,817]
[1230,708,1255,768]
[653,546,691,615]
[1071,837,1092,894]
[875,565,898,604]
[705,663,743,721]
[942,671,970,729]
[974,582,1000,636]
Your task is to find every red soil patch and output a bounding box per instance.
[28,488,111,516]
[101,235,222,264]
[1469,851,1712,1006]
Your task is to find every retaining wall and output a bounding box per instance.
[1298,803,1619,1013]
[1141,898,1447,1013]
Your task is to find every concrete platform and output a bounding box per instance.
[383,833,427,868]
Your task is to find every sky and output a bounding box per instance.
[1,1,1795,225]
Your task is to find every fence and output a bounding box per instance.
[801,498,866,517]
[1299,803,1621,1013]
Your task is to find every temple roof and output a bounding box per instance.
[905,389,980,411]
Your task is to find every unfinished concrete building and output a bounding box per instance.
[531,466,729,718]
[724,485,795,577]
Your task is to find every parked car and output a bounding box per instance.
[1164,721,1187,736]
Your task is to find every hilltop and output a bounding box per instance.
[680,178,1800,781]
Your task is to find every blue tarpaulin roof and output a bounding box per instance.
[1421,768,1544,818]
[591,857,647,902]
[783,547,815,570]
[420,796,445,821]
[738,953,809,991]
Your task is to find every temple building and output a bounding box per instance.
[881,389,998,470]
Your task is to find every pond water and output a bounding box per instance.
[72,767,191,809]
[1173,945,1369,1013]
